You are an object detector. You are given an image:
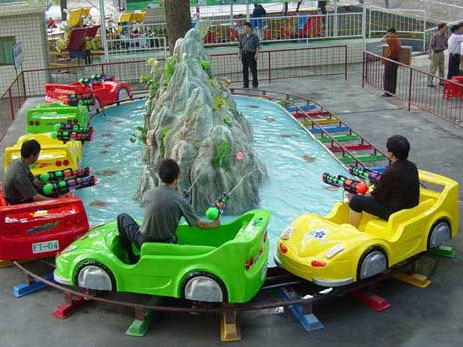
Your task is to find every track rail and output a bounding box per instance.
[13,257,417,314]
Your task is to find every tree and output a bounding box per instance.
[164,0,191,55]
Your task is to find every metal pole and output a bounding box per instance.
[408,68,413,111]
[99,0,109,62]
[246,0,250,21]
[230,3,234,33]
[362,2,367,49]
[423,10,427,53]
[334,0,338,37]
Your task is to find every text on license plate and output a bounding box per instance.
[32,240,59,254]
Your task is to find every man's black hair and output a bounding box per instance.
[387,27,396,33]
[451,25,459,33]
[386,135,410,160]
[158,158,180,184]
[438,23,446,30]
[21,140,41,159]
[243,22,252,28]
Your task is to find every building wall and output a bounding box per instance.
[0,3,49,96]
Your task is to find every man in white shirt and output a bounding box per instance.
[447,24,463,79]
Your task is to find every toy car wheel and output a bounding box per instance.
[181,272,228,303]
[75,261,116,292]
[357,247,388,281]
[117,87,129,102]
[427,220,451,250]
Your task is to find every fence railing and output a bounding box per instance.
[21,45,348,97]
[0,45,348,141]
[363,51,463,126]
[0,75,27,143]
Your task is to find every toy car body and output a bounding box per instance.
[45,78,132,109]
[4,134,82,175]
[26,103,89,134]
[54,210,270,303]
[275,170,459,287]
[0,186,89,260]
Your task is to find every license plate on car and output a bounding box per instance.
[32,240,59,254]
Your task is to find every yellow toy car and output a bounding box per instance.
[275,170,459,287]
[4,134,82,175]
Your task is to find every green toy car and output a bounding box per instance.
[54,210,270,303]
[26,103,89,134]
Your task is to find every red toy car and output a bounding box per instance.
[0,186,89,260]
[45,74,132,111]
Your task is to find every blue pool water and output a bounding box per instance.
[77,97,346,263]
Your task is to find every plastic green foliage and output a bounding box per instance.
[212,139,231,169]
[209,78,218,89]
[224,115,233,126]
[214,96,228,109]
[130,125,147,144]
[163,56,177,83]
[200,59,210,71]
[160,127,171,157]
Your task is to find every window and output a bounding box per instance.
[0,37,16,65]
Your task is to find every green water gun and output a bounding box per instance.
[38,167,92,184]
[206,193,229,220]
[43,176,98,196]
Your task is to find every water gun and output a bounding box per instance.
[78,78,92,86]
[90,74,111,82]
[67,93,95,107]
[38,167,92,184]
[51,124,94,143]
[206,193,229,220]
[322,173,368,195]
[349,166,382,185]
[43,176,98,196]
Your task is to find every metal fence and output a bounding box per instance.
[0,75,26,142]
[363,51,463,126]
[20,45,348,97]
[0,45,348,141]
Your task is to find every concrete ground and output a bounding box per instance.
[0,65,462,347]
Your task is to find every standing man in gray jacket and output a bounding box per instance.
[239,22,261,89]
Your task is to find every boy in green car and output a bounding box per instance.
[117,158,220,264]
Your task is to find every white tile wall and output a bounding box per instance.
[0,4,49,96]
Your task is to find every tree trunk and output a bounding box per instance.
[164,0,192,55]
[60,0,67,21]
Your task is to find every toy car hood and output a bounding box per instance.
[286,214,373,258]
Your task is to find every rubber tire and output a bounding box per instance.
[75,261,116,293]
[117,87,129,102]
[181,271,228,303]
[427,219,451,251]
[356,246,388,281]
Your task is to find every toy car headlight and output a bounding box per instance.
[61,245,77,254]
[325,244,344,259]
[281,225,295,240]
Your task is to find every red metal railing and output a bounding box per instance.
[0,75,27,142]
[363,51,463,127]
[0,45,347,142]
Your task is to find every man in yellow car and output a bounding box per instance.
[2,140,55,204]
[348,135,420,228]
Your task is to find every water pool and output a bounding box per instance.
[77,96,347,264]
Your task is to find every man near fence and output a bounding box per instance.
[382,28,401,97]
[447,24,463,80]
[239,22,261,89]
[427,23,447,87]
